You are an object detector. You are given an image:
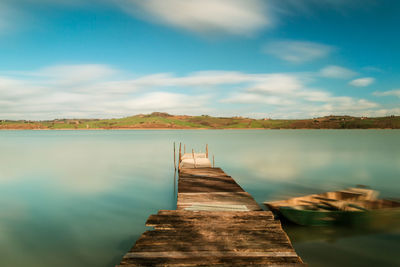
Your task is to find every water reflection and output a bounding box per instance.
[284,222,400,244]
[284,222,400,267]
[0,130,399,267]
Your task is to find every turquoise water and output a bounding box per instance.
[0,130,399,267]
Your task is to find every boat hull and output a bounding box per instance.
[279,206,400,227]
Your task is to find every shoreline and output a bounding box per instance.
[1,114,398,130]
[0,127,398,131]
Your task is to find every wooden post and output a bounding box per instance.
[213,155,215,168]
[206,144,208,158]
[192,149,196,168]
[173,142,176,170]
[178,143,182,170]
[184,144,186,154]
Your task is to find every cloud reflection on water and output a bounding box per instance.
[0,130,399,267]
[0,135,172,194]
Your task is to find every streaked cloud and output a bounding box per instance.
[0,64,215,119]
[222,93,294,105]
[373,89,400,98]
[38,64,116,80]
[0,0,378,38]
[221,72,378,118]
[369,107,400,117]
[246,74,303,93]
[273,0,377,16]
[104,91,212,115]
[117,0,270,36]
[0,64,389,120]
[320,65,357,79]
[263,41,333,63]
[349,77,375,87]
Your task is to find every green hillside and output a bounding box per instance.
[1,112,399,129]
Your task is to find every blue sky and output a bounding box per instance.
[0,0,399,119]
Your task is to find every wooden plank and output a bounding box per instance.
[151,225,285,231]
[119,256,305,266]
[146,219,280,227]
[132,243,295,252]
[146,215,275,223]
[117,161,305,266]
[135,234,290,244]
[177,192,262,211]
[156,210,274,216]
[124,251,300,258]
[147,213,275,219]
[183,204,249,211]
[117,264,305,267]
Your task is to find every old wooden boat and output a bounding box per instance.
[264,188,400,226]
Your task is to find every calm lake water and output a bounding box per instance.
[1,130,399,267]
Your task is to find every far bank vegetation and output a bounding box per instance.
[1,113,399,130]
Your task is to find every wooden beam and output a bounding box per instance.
[173,142,176,170]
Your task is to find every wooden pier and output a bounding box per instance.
[117,147,305,266]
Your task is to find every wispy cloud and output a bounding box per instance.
[0,0,378,38]
[373,89,400,98]
[263,40,333,63]
[222,93,294,105]
[221,72,378,118]
[273,0,376,15]
[320,65,357,79]
[349,77,375,87]
[117,0,271,36]
[0,64,216,119]
[0,64,391,120]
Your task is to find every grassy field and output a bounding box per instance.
[1,112,400,129]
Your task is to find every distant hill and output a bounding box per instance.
[1,113,399,129]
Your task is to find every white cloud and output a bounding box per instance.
[221,72,379,118]
[130,71,252,87]
[1,0,378,38]
[321,97,378,112]
[246,74,303,93]
[320,65,357,79]
[117,0,270,36]
[367,108,400,117]
[0,64,216,119]
[105,91,211,115]
[263,41,333,63]
[273,0,376,16]
[222,93,294,105]
[349,77,375,87]
[373,89,400,98]
[0,64,391,120]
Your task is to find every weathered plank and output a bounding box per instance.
[124,251,300,258]
[156,210,274,216]
[119,255,304,266]
[178,192,262,211]
[117,163,305,266]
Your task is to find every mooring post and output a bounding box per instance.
[192,149,196,168]
[173,142,176,170]
[206,144,208,158]
[184,144,186,154]
[178,143,182,170]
